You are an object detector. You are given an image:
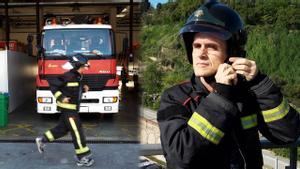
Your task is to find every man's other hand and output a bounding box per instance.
[62,97,71,103]
[215,63,238,85]
[83,85,90,92]
[229,57,258,81]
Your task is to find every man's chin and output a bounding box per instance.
[194,71,215,77]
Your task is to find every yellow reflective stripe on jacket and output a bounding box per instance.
[54,91,62,99]
[45,130,55,142]
[262,98,290,123]
[57,101,77,110]
[75,146,90,154]
[66,82,79,87]
[188,112,224,144]
[69,117,90,154]
[241,114,257,129]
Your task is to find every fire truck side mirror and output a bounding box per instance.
[27,35,34,56]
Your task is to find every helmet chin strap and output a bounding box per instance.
[203,76,216,84]
[203,57,230,85]
[200,76,216,93]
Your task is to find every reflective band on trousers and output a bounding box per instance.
[54,91,62,99]
[57,101,77,110]
[69,117,90,155]
[188,112,224,144]
[241,114,257,129]
[45,130,55,142]
[262,98,290,123]
[66,82,79,87]
[75,146,90,154]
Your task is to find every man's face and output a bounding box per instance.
[192,33,227,77]
[77,66,89,74]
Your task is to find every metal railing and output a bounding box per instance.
[140,138,300,169]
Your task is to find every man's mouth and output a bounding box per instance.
[196,62,209,67]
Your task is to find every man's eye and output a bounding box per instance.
[193,43,201,48]
[207,44,218,50]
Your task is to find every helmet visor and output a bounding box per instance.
[179,23,232,40]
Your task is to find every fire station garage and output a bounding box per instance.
[0,0,146,143]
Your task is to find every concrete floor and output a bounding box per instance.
[0,143,139,169]
[0,86,141,169]
[0,86,141,142]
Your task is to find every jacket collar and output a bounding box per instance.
[70,69,80,75]
[191,74,210,95]
[70,69,83,80]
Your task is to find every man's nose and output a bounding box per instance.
[198,47,208,58]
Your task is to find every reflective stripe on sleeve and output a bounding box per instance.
[54,91,62,99]
[188,112,224,144]
[57,101,77,110]
[262,98,290,123]
[45,130,55,142]
[241,114,257,129]
[66,82,79,87]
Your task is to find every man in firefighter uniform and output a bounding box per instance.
[157,1,300,169]
[36,54,94,167]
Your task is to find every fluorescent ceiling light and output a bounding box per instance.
[121,8,128,13]
[117,14,126,17]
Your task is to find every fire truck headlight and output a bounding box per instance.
[38,97,53,103]
[103,97,118,103]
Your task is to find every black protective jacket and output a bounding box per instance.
[47,69,84,111]
[157,73,300,169]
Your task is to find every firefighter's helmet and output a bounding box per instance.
[179,0,247,63]
[70,54,90,70]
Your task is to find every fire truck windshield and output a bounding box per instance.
[43,29,113,58]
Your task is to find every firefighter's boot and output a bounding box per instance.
[76,154,95,167]
[35,136,46,153]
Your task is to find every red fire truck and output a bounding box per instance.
[34,18,119,114]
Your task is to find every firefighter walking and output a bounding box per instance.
[36,54,94,167]
[157,1,300,169]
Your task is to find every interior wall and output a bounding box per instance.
[0,51,9,93]
[7,51,37,112]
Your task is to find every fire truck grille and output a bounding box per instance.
[44,74,115,90]
[82,74,114,90]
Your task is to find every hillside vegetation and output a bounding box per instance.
[140,0,300,110]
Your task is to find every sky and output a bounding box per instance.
[149,0,168,8]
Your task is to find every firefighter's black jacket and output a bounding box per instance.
[47,69,84,111]
[157,73,300,169]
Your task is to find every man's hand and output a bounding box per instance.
[215,63,238,85]
[62,97,71,103]
[229,57,258,81]
[83,85,89,92]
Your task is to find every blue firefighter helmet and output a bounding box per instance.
[179,0,247,63]
[70,54,90,70]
